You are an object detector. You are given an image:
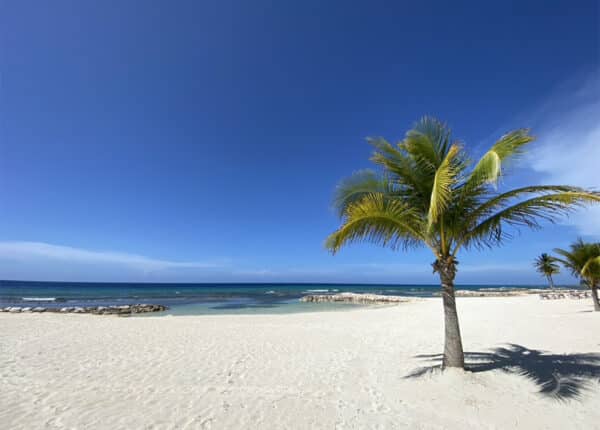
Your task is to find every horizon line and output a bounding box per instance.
[0,279,572,287]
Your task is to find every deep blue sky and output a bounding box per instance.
[1,1,599,283]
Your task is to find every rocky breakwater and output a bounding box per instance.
[0,304,168,316]
[449,289,546,297]
[300,292,409,304]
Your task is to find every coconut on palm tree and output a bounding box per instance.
[326,117,600,369]
[554,239,600,311]
[534,253,560,288]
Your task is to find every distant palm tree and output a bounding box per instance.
[326,117,600,369]
[534,253,560,288]
[554,239,600,311]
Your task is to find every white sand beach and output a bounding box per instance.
[1,296,599,429]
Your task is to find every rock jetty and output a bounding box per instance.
[300,292,409,304]
[0,304,168,316]
[450,289,549,297]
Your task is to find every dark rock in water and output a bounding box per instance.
[1,304,168,316]
[91,304,168,315]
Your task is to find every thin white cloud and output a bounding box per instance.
[528,72,600,237]
[0,242,549,283]
[0,241,227,272]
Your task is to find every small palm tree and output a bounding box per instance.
[554,239,600,311]
[326,117,600,369]
[534,253,560,288]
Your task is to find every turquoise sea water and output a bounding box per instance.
[0,280,552,315]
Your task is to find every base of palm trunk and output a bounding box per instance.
[592,286,600,311]
[442,294,465,369]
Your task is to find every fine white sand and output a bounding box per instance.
[1,296,599,429]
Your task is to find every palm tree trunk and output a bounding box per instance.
[435,257,465,369]
[591,284,600,311]
[547,275,554,289]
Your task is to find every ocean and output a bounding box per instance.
[0,280,549,315]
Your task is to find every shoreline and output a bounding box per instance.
[0,288,594,317]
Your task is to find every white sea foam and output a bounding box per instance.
[22,297,56,302]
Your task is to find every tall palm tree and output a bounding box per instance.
[326,117,600,369]
[554,239,600,311]
[533,253,560,288]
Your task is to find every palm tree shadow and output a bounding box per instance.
[406,344,600,400]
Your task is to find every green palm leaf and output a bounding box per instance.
[554,240,600,291]
[332,169,389,217]
[326,193,425,253]
[466,185,589,224]
[582,256,600,278]
[428,144,460,227]
[467,129,535,187]
[462,192,600,250]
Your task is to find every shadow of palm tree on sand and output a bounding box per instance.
[406,344,600,400]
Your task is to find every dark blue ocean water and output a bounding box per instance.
[0,280,546,315]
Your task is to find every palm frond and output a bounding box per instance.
[465,185,592,228]
[332,169,388,217]
[461,192,600,250]
[368,137,432,208]
[400,117,454,172]
[412,116,453,158]
[325,193,425,254]
[467,129,534,187]
[369,138,421,182]
[582,256,600,278]
[428,144,460,226]
[553,248,582,278]
[368,137,405,170]
[554,240,600,284]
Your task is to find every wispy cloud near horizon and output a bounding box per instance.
[0,240,552,284]
[0,241,227,274]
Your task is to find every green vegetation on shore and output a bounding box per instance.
[551,239,600,311]
[534,253,560,288]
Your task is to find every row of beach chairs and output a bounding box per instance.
[539,291,591,300]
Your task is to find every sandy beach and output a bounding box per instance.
[1,295,599,429]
